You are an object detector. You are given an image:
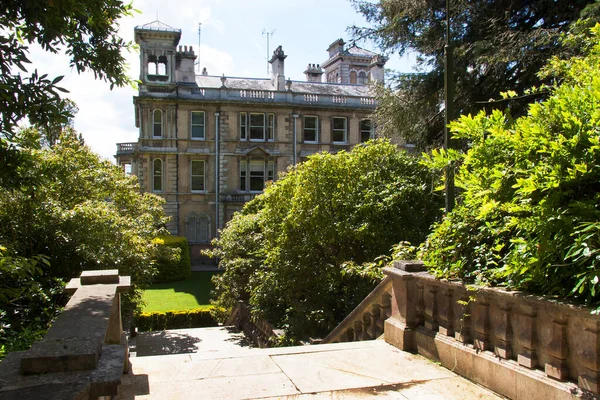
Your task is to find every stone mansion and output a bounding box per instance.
[116,21,388,262]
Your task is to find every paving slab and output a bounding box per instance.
[271,341,454,393]
[120,371,299,400]
[119,331,503,400]
[135,326,253,357]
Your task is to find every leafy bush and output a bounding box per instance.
[0,132,168,357]
[207,140,443,341]
[135,307,222,332]
[420,25,600,310]
[153,236,191,283]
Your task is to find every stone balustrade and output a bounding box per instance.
[322,277,392,344]
[116,142,136,154]
[226,301,281,348]
[0,270,131,400]
[384,261,600,399]
[168,86,376,110]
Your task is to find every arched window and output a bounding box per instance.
[186,214,211,243]
[157,55,168,75]
[147,55,157,75]
[153,109,162,138]
[152,159,163,192]
[358,71,368,85]
[349,70,357,84]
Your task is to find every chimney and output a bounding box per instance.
[369,54,388,84]
[269,45,287,91]
[327,38,345,58]
[175,45,197,83]
[304,64,324,83]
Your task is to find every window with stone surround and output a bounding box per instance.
[304,116,318,143]
[360,119,372,142]
[240,112,275,141]
[152,158,163,192]
[358,71,368,85]
[190,160,205,191]
[267,113,275,141]
[186,214,211,243]
[240,159,275,192]
[240,112,247,140]
[191,111,205,139]
[153,109,162,138]
[332,117,347,143]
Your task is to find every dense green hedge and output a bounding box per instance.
[418,25,600,310]
[135,306,223,332]
[153,236,191,283]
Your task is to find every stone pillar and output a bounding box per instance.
[424,284,438,332]
[473,299,491,351]
[494,301,512,359]
[383,262,424,352]
[545,315,570,380]
[455,295,472,343]
[577,320,600,394]
[516,305,537,369]
[438,288,454,336]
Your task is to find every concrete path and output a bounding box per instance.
[132,327,253,357]
[118,328,502,399]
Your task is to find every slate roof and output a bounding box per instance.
[136,20,180,32]
[345,45,378,58]
[194,75,371,96]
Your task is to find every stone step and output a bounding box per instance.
[118,333,502,400]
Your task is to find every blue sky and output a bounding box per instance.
[27,0,416,161]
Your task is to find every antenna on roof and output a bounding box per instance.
[262,28,275,75]
[195,23,202,73]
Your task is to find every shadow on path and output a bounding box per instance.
[136,330,201,356]
[224,326,255,348]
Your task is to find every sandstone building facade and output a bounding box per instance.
[116,21,387,262]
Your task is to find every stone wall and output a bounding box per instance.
[384,261,600,399]
[0,270,131,400]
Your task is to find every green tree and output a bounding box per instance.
[419,24,600,310]
[208,140,443,341]
[0,0,135,185]
[0,131,168,357]
[351,0,600,149]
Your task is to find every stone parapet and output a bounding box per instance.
[140,86,377,111]
[322,276,392,344]
[0,270,131,400]
[226,302,281,348]
[383,261,600,399]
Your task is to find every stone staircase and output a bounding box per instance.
[117,328,501,400]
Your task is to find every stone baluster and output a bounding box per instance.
[545,315,569,380]
[516,305,537,369]
[382,293,392,319]
[473,299,491,351]
[494,301,512,359]
[577,320,600,394]
[354,320,364,341]
[344,327,354,343]
[424,284,438,332]
[369,304,383,338]
[438,288,454,336]
[363,313,373,340]
[455,295,472,344]
[416,281,425,327]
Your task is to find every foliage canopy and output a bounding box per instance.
[208,140,443,341]
[419,24,600,310]
[350,0,600,149]
[0,132,168,357]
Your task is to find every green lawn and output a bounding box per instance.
[142,271,219,313]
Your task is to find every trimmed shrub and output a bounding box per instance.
[153,236,191,283]
[135,306,223,332]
